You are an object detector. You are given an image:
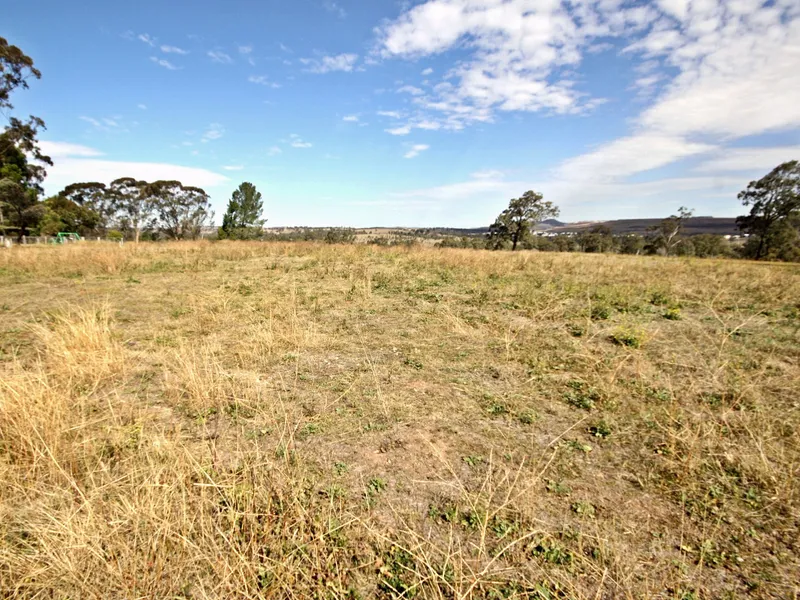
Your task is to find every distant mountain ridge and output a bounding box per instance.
[548,217,739,236]
[256,217,740,238]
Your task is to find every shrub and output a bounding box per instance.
[610,327,645,348]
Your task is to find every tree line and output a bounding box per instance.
[2,177,214,242]
[0,38,218,242]
[475,160,799,261]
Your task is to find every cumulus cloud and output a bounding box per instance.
[300,53,358,73]
[386,125,411,136]
[373,0,800,209]
[375,0,653,128]
[404,144,430,158]
[343,115,359,122]
[375,0,800,159]
[378,110,403,118]
[398,85,424,96]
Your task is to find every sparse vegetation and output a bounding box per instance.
[1,241,798,598]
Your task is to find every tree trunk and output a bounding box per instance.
[756,233,765,260]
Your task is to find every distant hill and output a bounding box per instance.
[254,217,740,239]
[549,217,740,236]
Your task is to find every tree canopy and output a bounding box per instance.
[0,37,51,190]
[487,191,559,250]
[736,160,800,261]
[0,37,50,238]
[149,180,213,240]
[650,207,694,256]
[220,182,265,239]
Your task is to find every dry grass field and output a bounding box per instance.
[1,241,798,599]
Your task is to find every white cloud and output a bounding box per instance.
[375,0,650,127]
[300,53,358,73]
[632,74,664,96]
[414,120,441,130]
[39,141,104,158]
[137,103,147,110]
[375,0,800,143]
[161,45,189,55]
[386,125,411,135]
[239,44,256,66]
[695,147,800,173]
[323,1,346,18]
[267,146,283,156]
[343,115,359,122]
[138,33,156,47]
[150,56,179,70]
[547,0,800,200]
[378,110,402,118]
[289,134,313,148]
[375,0,797,209]
[39,142,229,195]
[421,68,433,76]
[248,75,281,88]
[208,50,233,64]
[540,175,749,216]
[385,170,746,220]
[471,169,504,180]
[555,134,715,183]
[391,175,519,201]
[398,85,424,96]
[79,116,127,133]
[588,42,614,54]
[222,165,244,171]
[201,123,225,142]
[404,144,430,159]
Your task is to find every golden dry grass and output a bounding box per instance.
[1,241,799,599]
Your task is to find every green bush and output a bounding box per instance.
[610,327,645,348]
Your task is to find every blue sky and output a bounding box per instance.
[7,0,800,227]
